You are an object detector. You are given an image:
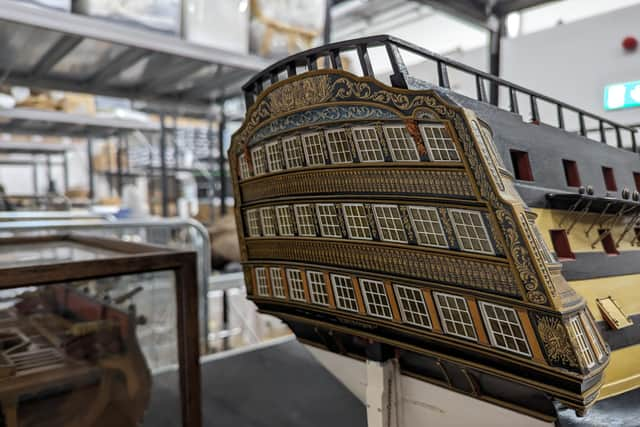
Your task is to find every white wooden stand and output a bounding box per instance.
[365,359,401,427]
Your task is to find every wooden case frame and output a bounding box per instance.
[0,234,201,427]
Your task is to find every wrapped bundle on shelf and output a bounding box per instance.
[73,0,181,35]
[15,0,71,11]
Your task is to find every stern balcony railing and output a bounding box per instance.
[242,35,637,152]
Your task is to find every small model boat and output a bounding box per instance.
[0,285,150,427]
[229,35,639,425]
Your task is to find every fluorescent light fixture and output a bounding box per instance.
[506,12,521,38]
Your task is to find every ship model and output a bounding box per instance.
[0,284,150,427]
[229,35,639,424]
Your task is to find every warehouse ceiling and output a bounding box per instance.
[333,0,561,29]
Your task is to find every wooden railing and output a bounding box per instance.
[242,35,637,152]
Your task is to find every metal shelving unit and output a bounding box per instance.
[0,107,159,136]
[0,140,71,197]
[0,1,269,109]
[0,1,268,216]
[0,108,163,201]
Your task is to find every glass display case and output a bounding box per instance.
[0,234,200,427]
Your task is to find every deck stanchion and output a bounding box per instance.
[509,88,519,114]
[579,113,586,136]
[385,43,409,89]
[160,114,169,217]
[476,76,488,103]
[557,105,565,129]
[357,44,374,77]
[530,96,540,123]
[330,49,342,69]
[437,61,450,89]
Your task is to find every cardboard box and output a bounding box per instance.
[93,143,127,172]
[61,93,96,115]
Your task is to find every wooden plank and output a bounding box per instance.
[351,277,366,315]
[466,297,490,346]
[422,289,442,333]
[323,271,336,308]
[384,281,401,323]
[517,308,546,363]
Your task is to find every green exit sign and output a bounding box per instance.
[604,80,640,110]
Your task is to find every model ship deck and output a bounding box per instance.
[229,35,639,423]
[0,284,150,427]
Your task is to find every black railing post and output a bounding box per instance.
[437,61,450,89]
[615,126,622,149]
[244,90,254,108]
[509,88,519,114]
[330,49,342,69]
[384,42,409,89]
[287,63,297,77]
[599,120,607,144]
[579,113,586,136]
[530,96,540,123]
[476,76,488,103]
[557,105,565,129]
[306,55,318,71]
[357,44,374,77]
[632,131,638,152]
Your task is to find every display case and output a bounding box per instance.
[0,234,200,427]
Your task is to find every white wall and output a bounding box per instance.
[406,4,640,126]
[517,0,640,36]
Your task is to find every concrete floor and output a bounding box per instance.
[144,338,366,427]
[144,337,640,427]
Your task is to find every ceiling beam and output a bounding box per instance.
[493,0,560,16]
[409,0,492,29]
[407,0,563,26]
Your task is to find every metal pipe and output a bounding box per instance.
[160,114,169,217]
[488,17,504,106]
[116,133,124,197]
[87,138,94,202]
[207,118,216,224]
[32,163,38,195]
[218,110,227,216]
[323,0,332,45]
[63,151,69,193]
[46,154,53,192]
